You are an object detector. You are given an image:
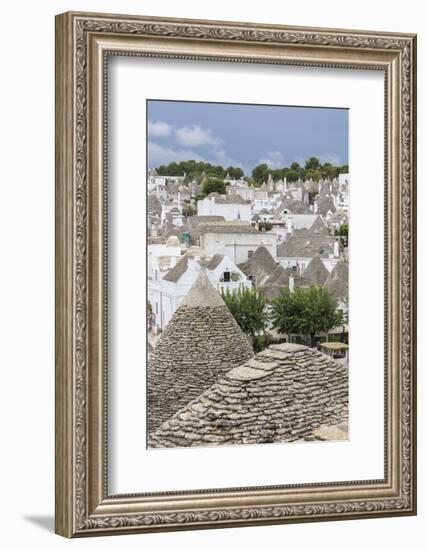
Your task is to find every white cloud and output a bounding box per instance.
[318,153,343,165]
[258,151,286,169]
[148,122,245,172]
[148,120,172,137]
[148,141,207,167]
[148,141,245,173]
[174,125,222,148]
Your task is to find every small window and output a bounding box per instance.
[248,250,254,259]
[223,271,231,282]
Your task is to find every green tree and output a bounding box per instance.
[258,221,273,232]
[252,163,270,185]
[336,223,348,237]
[321,162,336,180]
[271,286,343,347]
[336,223,348,248]
[181,203,196,217]
[221,287,268,343]
[226,166,244,179]
[290,162,301,172]
[202,177,227,195]
[283,168,300,182]
[304,168,322,182]
[305,157,321,170]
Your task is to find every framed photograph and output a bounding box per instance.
[55,11,417,537]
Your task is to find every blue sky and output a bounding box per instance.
[147,100,348,175]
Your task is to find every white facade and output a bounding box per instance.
[147,173,166,192]
[253,188,268,201]
[278,239,340,274]
[252,198,277,214]
[339,173,350,186]
[200,230,277,265]
[227,184,255,202]
[147,172,186,193]
[278,256,340,274]
[197,195,252,221]
[282,213,318,230]
[148,256,251,331]
[147,242,183,282]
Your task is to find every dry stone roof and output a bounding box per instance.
[302,255,330,285]
[147,271,254,434]
[204,254,224,270]
[277,234,335,259]
[214,194,250,204]
[162,251,227,282]
[282,199,310,214]
[187,215,225,233]
[260,265,292,299]
[273,199,308,218]
[162,254,190,282]
[317,195,336,215]
[238,246,278,285]
[199,221,259,235]
[324,260,349,301]
[147,193,162,214]
[149,343,348,448]
[309,215,328,235]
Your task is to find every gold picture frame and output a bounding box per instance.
[55,11,417,537]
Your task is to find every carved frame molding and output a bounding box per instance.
[55,11,416,537]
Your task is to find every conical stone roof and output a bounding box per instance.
[302,255,330,285]
[324,260,349,301]
[238,246,278,286]
[309,215,328,234]
[147,270,254,434]
[260,265,293,299]
[148,343,348,448]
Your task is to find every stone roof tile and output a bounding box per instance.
[149,343,348,448]
[147,272,254,434]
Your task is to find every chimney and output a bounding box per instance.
[334,239,340,258]
[289,275,294,293]
[187,256,196,272]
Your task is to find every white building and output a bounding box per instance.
[252,197,278,214]
[148,253,251,331]
[227,182,255,202]
[199,221,277,265]
[147,239,183,283]
[147,169,186,193]
[147,169,166,192]
[282,213,320,232]
[197,194,252,222]
[253,185,269,201]
[277,236,340,273]
[338,173,350,186]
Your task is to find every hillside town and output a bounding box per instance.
[147,167,349,348]
[146,163,350,448]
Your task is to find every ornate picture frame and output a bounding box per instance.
[55,11,417,537]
